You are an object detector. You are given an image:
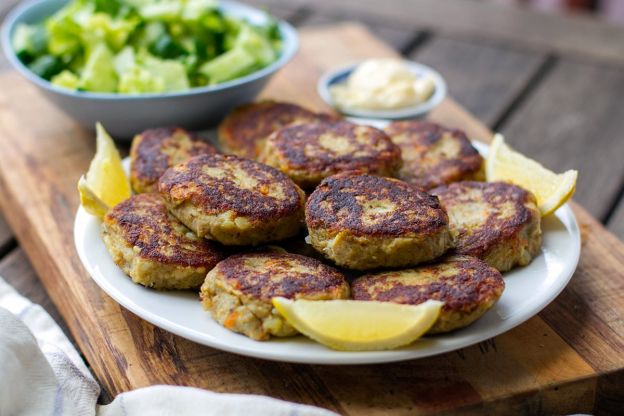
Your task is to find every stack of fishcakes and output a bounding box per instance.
[101,100,543,343]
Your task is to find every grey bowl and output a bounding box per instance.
[1,0,299,140]
[317,60,446,120]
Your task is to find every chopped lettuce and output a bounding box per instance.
[12,0,282,93]
[113,46,136,75]
[28,55,64,79]
[235,25,276,67]
[51,70,80,89]
[118,66,164,93]
[141,53,189,91]
[79,43,118,92]
[12,24,47,63]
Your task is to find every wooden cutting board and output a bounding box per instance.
[0,24,622,415]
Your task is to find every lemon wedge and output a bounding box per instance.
[486,134,578,216]
[272,298,443,351]
[78,123,131,218]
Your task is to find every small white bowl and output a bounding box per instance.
[317,60,447,120]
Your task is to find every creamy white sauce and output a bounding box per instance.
[330,59,435,111]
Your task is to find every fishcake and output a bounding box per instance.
[130,127,218,194]
[305,172,452,270]
[384,121,483,189]
[432,181,541,272]
[259,121,402,189]
[352,255,505,333]
[158,153,305,246]
[101,194,224,289]
[200,251,350,340]
[218,100,336,159]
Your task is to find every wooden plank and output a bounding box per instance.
[0,0,21,73]
[305,0,624,65]
[0,23,622,414]
[0,0,20,20]
[296,10,420,53]
[608,201,624,241]
[0,248,71,338]
[499,57,624,221]
[541,207,624,369]
[238,0,304,23]
[409,35,548,127]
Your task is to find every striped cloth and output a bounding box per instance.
[0,276,336,416]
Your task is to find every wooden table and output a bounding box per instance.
[0,1,623,414]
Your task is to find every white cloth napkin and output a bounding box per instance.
[0,276,337,416]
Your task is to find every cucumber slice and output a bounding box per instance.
[199,47,256,84]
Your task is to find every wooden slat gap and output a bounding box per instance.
[0,237,18,260]
[306,0,624,66]
[398,31,433,56]
[602,175,624,226]
[491,54,559,131]
[282,6,311,27]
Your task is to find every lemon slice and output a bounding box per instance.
[486,134,578,216]
[78,176,110,219]
[272,298,443,351]
[78,123,131,218]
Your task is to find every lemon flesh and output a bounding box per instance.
[272,298,443,351]
[486,134,578,217]
[78,123,131,218]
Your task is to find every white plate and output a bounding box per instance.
[73,142,580,364]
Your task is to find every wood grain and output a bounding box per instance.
[0,23,622,414]
[409,35,548,127]
[240,0,304,23]
[296,10,420,52]
[499,57,624,221]
[539,208,624,373]
[0,0,21,73]
[307,0,624,65]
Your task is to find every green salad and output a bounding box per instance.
[12,0,283,93]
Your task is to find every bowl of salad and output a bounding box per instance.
[1,0,298,139]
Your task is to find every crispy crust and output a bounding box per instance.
[200,251,350,340]
[432,181,542,272]
[158,153,305,245]
[352,255,505,333]
[306,172,448,237]
[305,172,452,270]
[102,194,224,289]
[259,121,402,189]
[384,121,483,189]
[130,127,218,194]
[218,100,337,159]
[207,252,350,301]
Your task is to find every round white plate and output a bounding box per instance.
[74,142,580,364]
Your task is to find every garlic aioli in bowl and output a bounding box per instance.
[329,59,435,111]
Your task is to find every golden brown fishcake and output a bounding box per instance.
[130,127,218,194]
[432,181,542,272]
[218,100,337,159]
[352,255,505,333]
[305,172,452,270]
[158,153,306,246]
[384,121,484,190]
[101,193,225,289]
[200,251,350,340]
[259,121,402,189]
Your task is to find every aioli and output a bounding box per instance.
[330,59,435,111]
